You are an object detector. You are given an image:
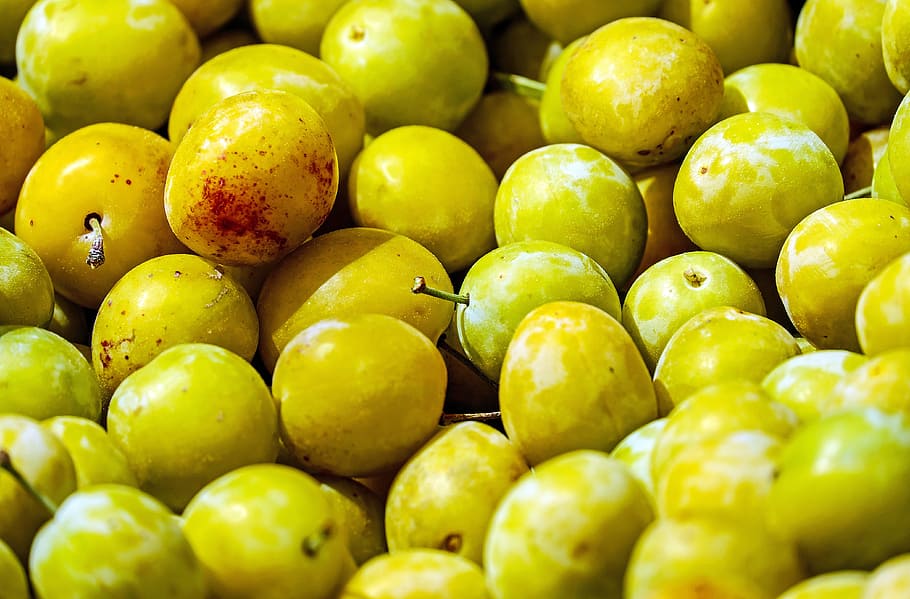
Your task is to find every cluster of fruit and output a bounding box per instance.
[2,0,910,597]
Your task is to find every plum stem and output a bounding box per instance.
[490,72,546,101]
[302,523,334,558]
[683,268,706,287]
[440,411,501,426]
[411,276,470,306]
[844,186,873,200]
[84,214,105,269]
[0,449,58,515]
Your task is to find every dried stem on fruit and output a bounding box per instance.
[85,214,106,269]
[439,411,501,426]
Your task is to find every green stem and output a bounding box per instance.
[844,186,873,200]
[411,276,470,306]
[0,449,58,515]
[490,72,546,101]
[84,214,105,269]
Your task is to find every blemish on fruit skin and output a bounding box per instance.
[197,174,287,249]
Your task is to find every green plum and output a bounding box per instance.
[453,0,520,30]
[182,464,349,599]
[42,416,137,489]
[318,475,387,565]
[107,343,280,511]
[198,29,257,63]
[29,485,207,598]
[865,553,910,598]
[719,63,850,164]
[769,407,910,572]
[484,450,653,599]
[872,146,908,205]
[385,421,528,564]
[339,549,489,599]
[775,571,868,599]
[0,228,54,327]
[489,16,554,80]
[0,326,101,421]
[494,143,647,288]
[776,199,910,351]
[47,293,89,345]
[761,350,869,422]
[794,0,902,125]
[653,306,800,413]
[841,126,890,194]
[622,251,766,372]
[538,37,585,145]
[518,0,662,44]
[830,349,910,415]
[499,301,657,465]
[320,0,488,135]
[0,538,28,599]
[249,0,347,56]
[349,125,498,272]
[883,0,910,94]
[889,93,910,201]
[91,254,259,399]
[168,0,244,37]
[609,418,667,509]
[561,17,724,168]
[0,0,36,64]
[0,76,44,216]
[674,112,844,269]
[857,251,910,354]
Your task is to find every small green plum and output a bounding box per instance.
[318,475,387,565]
[872,146,907,205]
[518,0,662,44]
[249,0,348,56]
[865,553,910,598]
[489,16,554,80]
[42,416,137,489]
[830,349,910,416]
[842,126,890,193]
[47,294,89,345]
[339,549,489,599]
[776,571,868,599]
[453,0,520,30]
[0,228,54,328]
[883,0,910,94]
[538,37,585,145]
[609,418,667,508]
[198,29,257,63]
[0,0,36,64]
[0,538,28,599]
[0,76,44,215]
[889,93,910,201]
[856,251,910,355]
[168,0,244,38]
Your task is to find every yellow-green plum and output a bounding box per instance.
[622,251,766,372]
[0,0,36,64]
[653,306,800,413]
[761,350,869,422]
[349,125,498,272]
[609,418,667,508]
[198,29,257,63]
[0,326,101,421]
[775,571,868,599]
[561,17,724,168]
[489,16,554,80]
[339,549,489,599]
[865,553,910,598]
[873,146,907,205]
[889,93,910,201]
[842,126,890,194]
[15,0,200,136]
[830,349,910,416]
[272,314,446,477]
[42,416,137,489]
[29,485,207,599]
[538,37,585,145]
[776,199,910,351]
[249,0,347,55]
[883,0,910,94]
[494,143,647,288]
[518,0,662,44]
[320,0,488,135]
[0,538,28,599]
[857,252,910,354]
[769,407,910,573]
[385,421,528,564]
[0,228,54,327]
[674,112,844,269]
[168,0,244,38]
[90,254,259,399]
[484,450,653,599]
[106,343,280,511]
[48,294,88,345]
[453,0,520,30]
[182,464,349,599]
[719,63,850,164]
[317,475,387,565]
[256,227,453,372]
[500,301,657,465]
[794,0,902,125]
[0,76,44,216]
[659,0,792,74]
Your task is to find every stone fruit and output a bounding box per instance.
[453,0,520,30]
[0,538,28,599]
[489,15,553,80]
[883,0,910,94]
[106,343,280,511]
[318,475,387,565]
[90,254,258,399]
[0,228,54,327]
[499,301,657,465]
[865,553,910,598]
[494,143,647,288]
[774,571,868,599]
[182,464,349,599]
[538,36,585,145]
[856,251,910,355]
[29,485,207,598]
[249,0,348,56]
[776,199,910,352]
[609,418,667,508]
[42,416,137,489]
[518,0,662,44]
[873,146,907,204]
[674,112,844,269]
[842,126,890,194]
[14,122,185,309]
[320,0,488,135]
[0,76,43,216]
[273,314,446,477]
[385,422,527,564]
[484,450,653,599]
[830,349,910,415]
[168,0,244,38]
[165,90,338,267]
[256,227,454,372]
[889,93,910,201]
[561,17,724,168]
[198,28,257,63]
[47,293,88,345]
[15,0,200,136]
[0,0,36,64]
[349,125,497,272]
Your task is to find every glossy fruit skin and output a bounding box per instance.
[454,0,520,30]
[168,43,365,178]
[769,407,910,573]
[166,90,337,267]
[500,301,658,465]
[857,252,910,355]
[257,227,454,372]
[889,93,910,203]
[455,240,621,381]
[14,122,185,309]
[0,228,54,327]
[48,293,88,345]
[674,112,844,269]
[719,63,850,165]
[609,418,667,508]
[831,349,910,416]
[776,199,910,352]
[182,464,349,599]
[494,143,647,288]
[318,475,387,565]
[883,0,910,94]
[0,414,76,562]
[339,548,489,599]
[873,146,908,205]
[0,0,36,64]
[538,37,586,145]
[320,0,488,135]
[42,416,137,489]
[562,17,724,168]
[484,450,654,599]
[794,0,901,125]
[349,125,497,272]
[273,314,446,477]
[865,553,910,598]
[91,254,259,399]
[778,571,868,599]
[518,0,662,44]
[841,126,889,193]
[168,0,244,38]
[15,0,200,137]
[249,0,348,55]
[107,343,279,511]
[0,326,101,421]
[622,251,766,371]
[0,538,28,599]
[29,485,207,599]
[0,77,43,215]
